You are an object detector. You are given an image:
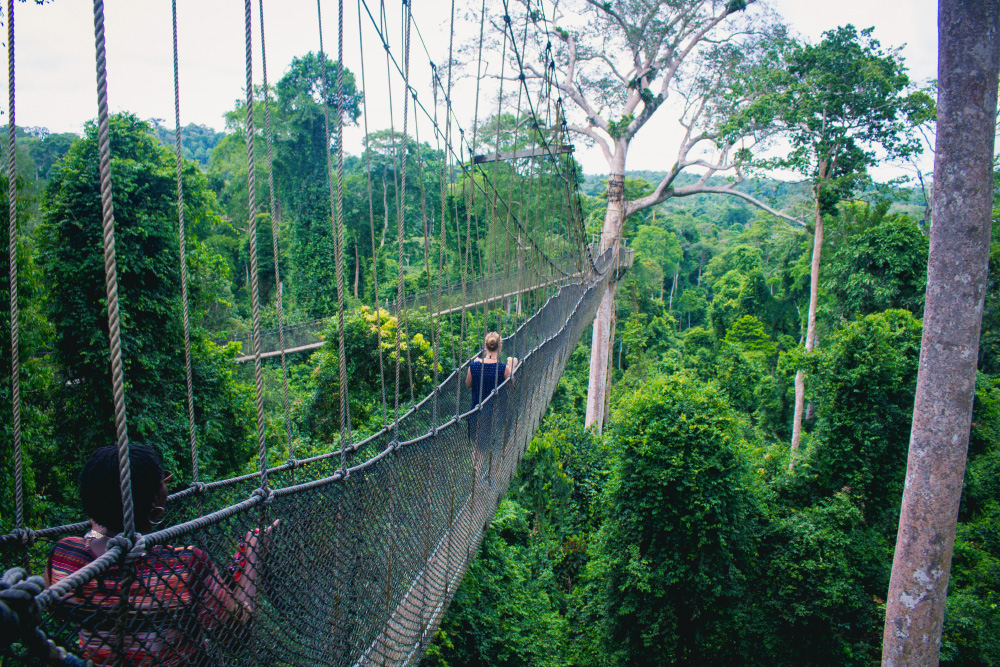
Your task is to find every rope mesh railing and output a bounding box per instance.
[218,247,591,363]
[1,251,614,666]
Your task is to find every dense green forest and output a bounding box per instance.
[421,180,1000,666]
[0,11,997,667]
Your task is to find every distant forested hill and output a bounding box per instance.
[582,170,929,224]
[150,120,226,168]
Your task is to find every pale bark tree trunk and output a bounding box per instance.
[585,169,626,433]
[603,306,617,430]
[789,189,825,469]
[882,2,1000,664]
[668,267,679,310]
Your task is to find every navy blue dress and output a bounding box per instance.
[468,360,507,452]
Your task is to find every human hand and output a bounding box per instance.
[232,520,279,583]
[245,519,279,559]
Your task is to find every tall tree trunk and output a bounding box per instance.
[354,239,360,298]
[882,2,1000,663]
[789,190,825,469]
[585,170,626,433]
[668,267,679,310]
[603,306,617,430]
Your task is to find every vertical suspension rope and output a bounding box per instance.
[92,0,134,538]
[243,0,269,489]
[171,0,199,485]
[257,0,294,457]
[480,2,512,483]
[317,0,352,466]
[357,0,389,426]
[7,0,24,532]
[335,0,351,456]
[456,0,487,421]
[396,0,415,408]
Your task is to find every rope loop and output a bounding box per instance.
[192,482,208,495]
[0,568,45,649]
[9,528,32,547]
[337,467,350,481]
[252,487,275,505]
[106,534,144,562]
[0,567,92,665]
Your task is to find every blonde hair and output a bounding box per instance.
[484,331,501,352]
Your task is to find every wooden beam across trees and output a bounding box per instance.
[471,145,573,164]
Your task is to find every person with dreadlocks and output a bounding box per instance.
[46,444,275,665]
[465,332,518,475]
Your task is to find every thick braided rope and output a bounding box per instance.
[92,0,134,538]
[335,0,352,456]
[258,0,293,456]
[377,0,404,435]
[171,0,199,485]
[7,0,23,531]
[397,0,416,407]
[243,0,268,489]
[454,0,487,416]
[356,0,389,425]
[316,0,351,469]
[415,82,435,425]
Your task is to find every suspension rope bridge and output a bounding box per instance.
[0,0,628,665]
[223,249,633,363]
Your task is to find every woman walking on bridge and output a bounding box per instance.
[466,332,517,477]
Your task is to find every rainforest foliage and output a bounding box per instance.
[0,32,996,667]
[421,177,1000,666]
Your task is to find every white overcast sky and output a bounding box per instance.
[1,0,938,177]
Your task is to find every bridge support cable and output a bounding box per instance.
[92,0,135,540]
[316,0,353,466]
[170,0,201,487]
[7,0,24,536]
[242,0,270,491]
[356,0,390,426]
[258,0,295,458]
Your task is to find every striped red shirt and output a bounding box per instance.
[47,535,244,666]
